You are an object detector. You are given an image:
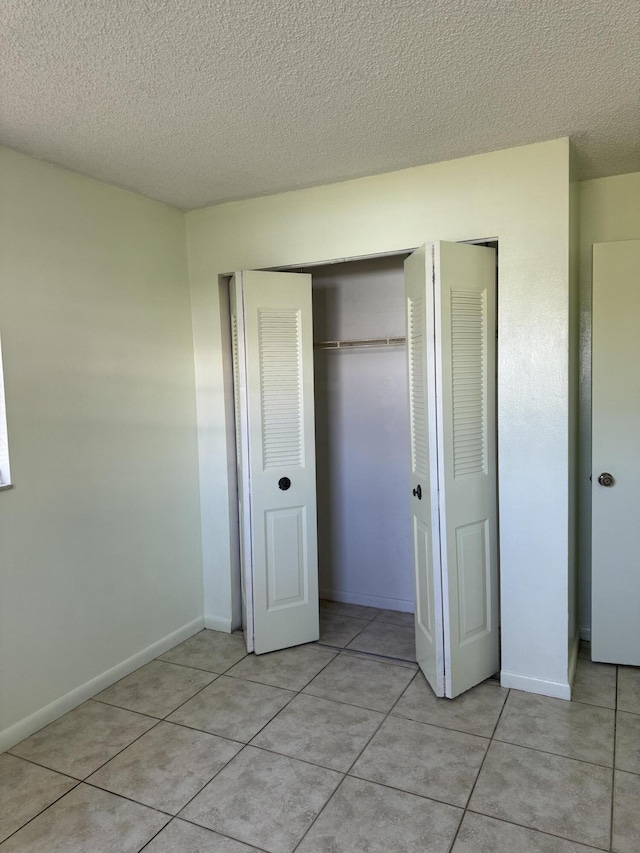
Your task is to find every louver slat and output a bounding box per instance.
[451,291,486,478]
[231,313,242,464]
[409,296,428,477]
[259,309,303,469]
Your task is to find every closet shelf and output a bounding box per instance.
[313,336,406,350]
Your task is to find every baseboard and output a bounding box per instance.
[500,670,572,700]
[204,614,233,633]
[580,627,591,642]
[0,616,204,754]
[320,587,414,613]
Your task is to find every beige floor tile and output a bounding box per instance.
[296,776,462,853]
[143,819,259,852]
[303,653,416,712]
[181,746,341,853]
[168,675,294,742]
[94,660,217,718]
[346,620,416,661]
[317,612,370,647]
[9,700,157,779]
[392,672,508,738]
[374,609,415,628]
[452,812,601,852]
[159,630,248,674]
[494,690,615,766]
[225,645,336,691]
[320,600,380,620]
[350,714,488,807]
[615,710,640,774]
[0,783,168,853]
[88,721,241,814]
[252,693,383,771]
[613,770,640,853]
[572,659,617,709]
[469,741,612,849]
[617,666,640,714]
[0,754,77,844]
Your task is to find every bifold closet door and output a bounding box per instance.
[231,270,319,654]
[592,240,640,665]
[405,242,498,698]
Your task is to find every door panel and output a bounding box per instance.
[405,247,445,696]
[405,242,498,699]
[592,240,640,665]
[235,270,319,654]
[230,276,254,652]
[435,241,498,698]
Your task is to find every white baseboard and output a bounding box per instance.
[0,616,204,754]
[500,670,572,701]
[204,614,233,633]
[580,627,591,642]
[319,587,414,613]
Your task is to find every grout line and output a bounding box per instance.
[290,775,349,852]
[612,668,617,851]
[488,734,617,771]
[137,819,175,852]
[172,743,252,818]
[81,779,175,817]
[338,646,418,666]
[175,813,273,852]
[445,689,510,853]
[385,669,420,717]
[7,713,165,783]
[0,776,83,847]
[154,658,231,675]
[462,808,605,851]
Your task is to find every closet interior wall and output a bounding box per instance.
[304,256,414,613]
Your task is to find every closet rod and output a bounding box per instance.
[313,336,406,350]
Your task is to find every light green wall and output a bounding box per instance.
[186,139,575,697]
[577,172,640,636]
[3,141,629,737]
[0,148,204,748]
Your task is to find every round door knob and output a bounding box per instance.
[597,472,614,487]
[412,484,422,500]
[278,477,291,491]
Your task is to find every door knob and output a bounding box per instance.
[412,484,422,500]
[278,477,291,491]
[597,472,614,487]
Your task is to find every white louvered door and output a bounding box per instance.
[405,247,445,696]
[405,242,498,698]
[232,270,319,654]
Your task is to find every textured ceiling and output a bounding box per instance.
[1,0,638,209]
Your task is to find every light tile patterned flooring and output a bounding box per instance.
[1,601,639,852]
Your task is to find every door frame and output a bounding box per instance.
[219,238,500,664]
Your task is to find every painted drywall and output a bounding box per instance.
[577,172,640,639]
[310,258,413,611]
[186,138,574,698]
[0,147,204,749]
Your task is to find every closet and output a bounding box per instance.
[230,240,499,698]
[305,256,413,614]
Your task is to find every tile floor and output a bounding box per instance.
[1,601,638,852]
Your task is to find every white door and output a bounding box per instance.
[591,240,640,665]
[405,241,499,698]
[405,246,445,695]
[231,270,319,654]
